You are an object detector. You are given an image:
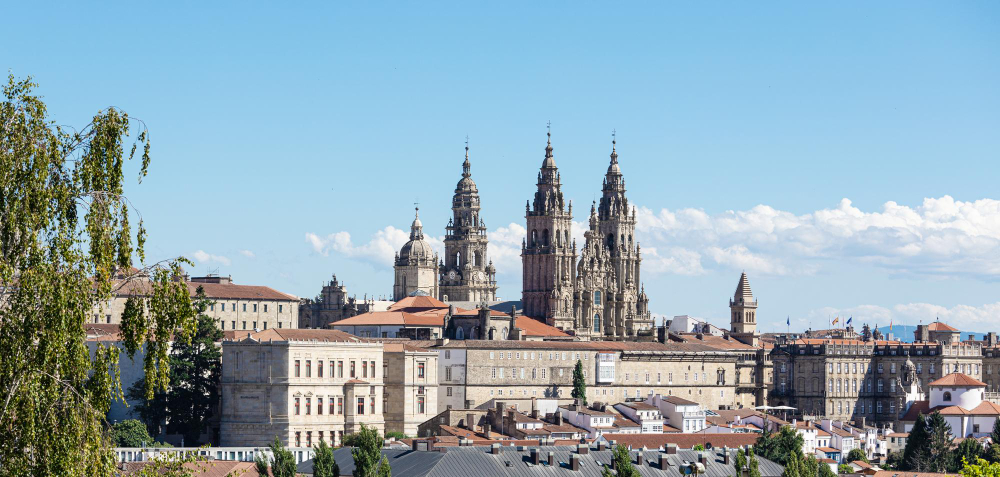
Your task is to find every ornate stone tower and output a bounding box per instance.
[576,138,652,339]
[393,208,440,300]
[729,272,758,345]
[522,129,577,330]
[440,142,498,303]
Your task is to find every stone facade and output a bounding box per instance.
[431,340,744,413]
[438,144,498,304]
[521,132,652,340]
[393,209,440,301]
[771,331,983,428]
[298,274,392,329]
[383,342,439,436]
[91,273,299,331]
[220,329,386,447]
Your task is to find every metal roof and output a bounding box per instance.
[301,445,784,477]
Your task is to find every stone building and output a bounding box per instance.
[298,274,392,329]
[220,329,386,447]
[438,144,498,303]
[393,208,440,300]
[383,342,439,437]
[430,339,746,413]
[521,131,652,340]
[91,272,299,331]
[770,321,983,428]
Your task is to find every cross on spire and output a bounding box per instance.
[546,120,551,141]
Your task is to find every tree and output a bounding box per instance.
[0,75,196,476]
[603,444,639,477]
[313,440,340,477]
[992,418,1000,449]
[255,436,296,477]
[127,291,223,445]
[781,453,801,477]
[352,424,391,477]
[951,438,985,473]
[756,426,805,466]
[748,449,762,477]
[110,420,153,447]
[961,457,1000,477]
[846,448,869,464]
[926,411,955,473]
[902,413,930,470]
[985,444,1000,464]
[736,448,748,476]
[803,455,823,477]
[384,431,407,441]
[572,360,587,405]
[884,450,903,470]
[839,464,855,474]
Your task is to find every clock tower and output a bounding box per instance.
[439,142,498,303]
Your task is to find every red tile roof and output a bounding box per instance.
[333,311,444,327]
[928,322,959,332]
[237,328,364,343]
[930,373,986,387]
[514,316,570,337]
[387,295,449,311]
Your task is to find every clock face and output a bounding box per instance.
[448,270,457,280]
[475,271,483,281]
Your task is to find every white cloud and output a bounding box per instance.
[239,249,255,259]
[305,227,444,267]
[636,196,1000,279]
[808,301,1000,332]
[191,250,231,266]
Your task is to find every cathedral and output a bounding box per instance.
[522,131,653,340]
[391,131,654,340]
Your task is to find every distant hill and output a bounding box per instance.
[875,324,985,343]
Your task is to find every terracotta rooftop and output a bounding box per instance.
[387,295,449,311]
[332,311,443,327]
[928,321,959,332]
[234,328,365,343]
[662,396,699,406]
[816,446,840,453]
[872,471,960,477]
[929,373,986,387]
[188,282,298,301]
[513,316,570,337]
[621,402,659,411]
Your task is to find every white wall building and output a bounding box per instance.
[646,395,706,433]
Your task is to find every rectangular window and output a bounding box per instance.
[221,321,225,330]
[329,398,335,414]
[351,361,356,378]
[363,360,368,378]
[318,361,324,378]
[243,304,247,312]
[338,361,344,378]
[306,397,311,415]
[263,322,267,329]
[318,398,323,414]
[417,396,425,414]
[264,304,268,312]
[279,305,283,313]
[358,397,365,415]
[306,360,311,378]
[447,387,453,396]
[253,304,258,312]
[370,397,375,414]
[338,397,344,415]
[252,321,257,329]
[418,362,425,378]
[370,361,375,378]
[295,360,301,377]
[295,432,301,447]
[294,397,300,415]
[221,304,225,311]
[306,431,312,447]
[242,321,247,329]
[231,321,236,330]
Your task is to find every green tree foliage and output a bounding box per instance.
[926,411,956,473]
[255,436,296,477]
[902,413,929,470]
[846,448,869,464]
[748,448,762,477]
[127,291,222,445]
[0,75,197,476]
[961,457,1000,477]
[802,455,821,477]
[352,424,391,477]
[313,440,340,477]
[884,450,903,470]
[839,464,855,474]
[736,448,748,476]
[384,431,407,441]
[985,444,1000,464]
[756,426,805,466]
[572,360,587,405]
[603,444,639,477]
[693,444,705,451]
[991,418,1000,449]
[110,419,153,447]
[781,453,801,477]
[951,438,985,473]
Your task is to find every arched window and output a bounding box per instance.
[455,252,461,267]
[456,328,464,340]
[607,234,615,249]
[531,229,538,246]
[542,229,550,247]
[564,230,570,246]
[594,291,602,306]
[943,391,952,402]
[593,314,601,333]
[474,251,482,267]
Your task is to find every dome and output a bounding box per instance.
[457,176,477,191]
[399,237,434,262]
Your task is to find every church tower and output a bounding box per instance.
[522,129,577,330]
[393,208,440,301]
[729,272,758,345]
[439,142,498,303]
[577,137,652,339]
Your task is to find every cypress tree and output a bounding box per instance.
[572,360,587,405]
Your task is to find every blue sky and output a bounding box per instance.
[5,2,999,332]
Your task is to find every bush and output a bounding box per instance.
[384,431,407,441]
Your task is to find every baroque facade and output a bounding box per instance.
[438,144,498,303]
[522,132,653,340]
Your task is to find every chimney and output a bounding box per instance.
[548,451,555,466]
[570,454,580,471]
[459,438,471,447]
[698,452,708,466]
[483,423,491,436]
[490,443,500,455]
[659,453,669,469]
[415,440,429,452]
[531,409,539,419]
[723,448,731,465]
[577,444,589,455]
[531,449,540,465]
[666,444,678,455]
[555,413,564,425]
[636,452,644,466]
[466,413,476,430]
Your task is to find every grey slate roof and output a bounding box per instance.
[299,445,784,477]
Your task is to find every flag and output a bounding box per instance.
[846,316,853,326]
[832,316,839,326]
[786,316,790,326]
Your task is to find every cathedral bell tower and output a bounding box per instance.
[439,141,498,303]
[522,127,577,330]
[393,208,440,301]
[729,272,758,346]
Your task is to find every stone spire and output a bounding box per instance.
[410,207,424,240]
[734,271,754,304]
[462,138,471,178]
